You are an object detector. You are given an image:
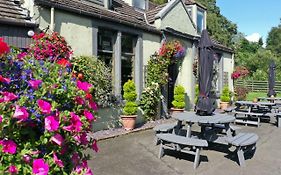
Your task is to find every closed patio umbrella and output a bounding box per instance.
[267,60,276,97]
[196,30,215,115]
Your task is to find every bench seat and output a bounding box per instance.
[153,123,177,133]
[234,111,265,127]
[226,133,259,167]
[156,133,208,169]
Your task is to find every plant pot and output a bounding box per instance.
[169,108,184,116]
[220,102,229,110]
[120,115,137,130]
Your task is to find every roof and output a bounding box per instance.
[184,0,206,10]
[34,0,160,34]
[0,0,36,27]
[212,39,234,53]
[146,3,166,24]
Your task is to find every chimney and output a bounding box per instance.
[104,0,112,9]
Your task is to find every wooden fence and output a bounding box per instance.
[235,80,281,93]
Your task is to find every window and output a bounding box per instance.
[197,9,204,33]
[121,34,135,92]
[98,29,114,67]
[132,0,146,10]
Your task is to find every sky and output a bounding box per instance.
[216,0,281,43]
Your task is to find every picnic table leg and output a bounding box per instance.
[224,123,233,137]
[193,148,200,169]
[158,142,164,158]
[186,122,192,138]
[175,121,182,135]
[237,147,246,167]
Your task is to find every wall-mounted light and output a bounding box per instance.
[27,30,35,37]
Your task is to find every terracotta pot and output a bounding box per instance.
[220,102,229,110]
[170,108,184,116]
[121,115,137,130]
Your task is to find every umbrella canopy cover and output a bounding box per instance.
[196,30,216,115]
[267,60,276,97]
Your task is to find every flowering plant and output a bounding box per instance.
[158,40,186,60]
[0,35,97,174]
[231,66,249,80]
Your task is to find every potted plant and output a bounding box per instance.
[170,85,186,114]
[220,86,231,110]
[121,80,138,130]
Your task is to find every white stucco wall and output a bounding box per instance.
[159,1,197,36]
[142,33,161,66]
[34,6,93,56]
[223,52,234,92]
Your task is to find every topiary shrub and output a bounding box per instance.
[172,85,186,109]
[123,80,138,115]
[220,86,231,102]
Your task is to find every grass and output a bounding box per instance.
[246,91,281,101]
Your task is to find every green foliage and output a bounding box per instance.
[150,0,167,5]
[196,0,237,46]
[234,86,249,101]
[172,85,185,109]
[140,83,160,121]
[195,84,199,103]
[122,80,138,115]
[266,23,281,56]
[72,55,113,107]
[220,86,231,102]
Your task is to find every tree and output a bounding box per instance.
[195,0,238,47]
[266,23,281,56]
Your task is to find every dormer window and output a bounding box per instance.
[132,0,147,10]
[197,9,204,33]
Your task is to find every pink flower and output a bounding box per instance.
[37,99,52,114]
[92,139,99,152]
[73,132,89,145]
[13,105,29,122]
[0,38,10,55]
[28,80,42,90]
[89,100,98,111]
[50,133,64,146]
[74,96,84,105]
[23,154,31,163]
[0,91,18,102]
[53,152,64,168]
[77,80,92,92]
[45,115,59,131]
[62,112,82,132]
[71,152,80,166]
[0,140,17,154]
[32,159,49,175]
[0,115,2,123]
[8,165,18,174]
[0,75,11,84]
[83,110,95,122]
[73,160,93,175]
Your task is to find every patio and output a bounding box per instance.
[88,122,281,175]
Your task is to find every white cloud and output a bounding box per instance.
[245,33,261,42]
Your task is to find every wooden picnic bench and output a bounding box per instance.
[153,123,178,145]
[156,133,208,169]
[226,133,259,167]
[233,111,265,127]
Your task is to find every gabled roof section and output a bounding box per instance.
[0,0,36,27]
[184,0,206,10]
[34,0,160,33]
[154,0,180,20]
[212,39,234,53]
[146,3,166,24]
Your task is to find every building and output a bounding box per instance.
[0,0,36,48]
[19,0,233,129]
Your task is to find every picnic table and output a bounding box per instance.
[257,97,281,103]
[155,111,258,168]
[173,112,235,144]
[234,101,276,126]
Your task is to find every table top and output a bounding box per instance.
[235,101,275,107]
[257,97,281,101]
[172,112,235,124]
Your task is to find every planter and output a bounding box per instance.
[220,102,229,110]
[170,108,184,116]
[121,115,137,130]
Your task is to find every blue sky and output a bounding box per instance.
[216,0,281,42]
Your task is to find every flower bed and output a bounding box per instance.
[0,34,97,174]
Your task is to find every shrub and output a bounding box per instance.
[122,80,138,115]
[71,56,113,107]
[0,35,97,174]
[220,86,231,102]
[172,85,185,109]
[234,86,249,100]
